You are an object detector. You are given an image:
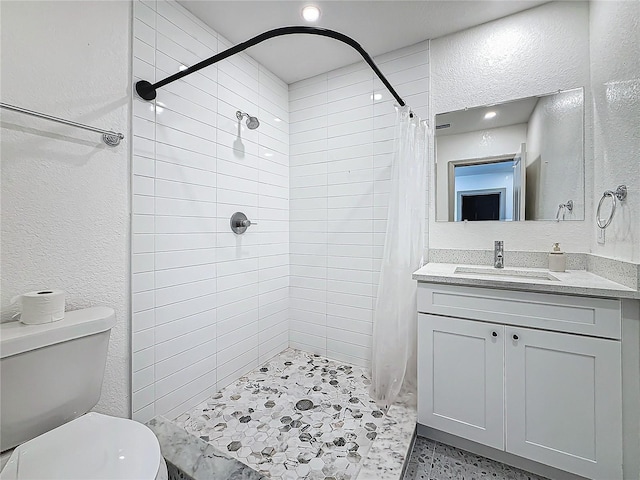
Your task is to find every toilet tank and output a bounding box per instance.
[0,307,116,452]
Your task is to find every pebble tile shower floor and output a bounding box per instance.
[174,349,386,480]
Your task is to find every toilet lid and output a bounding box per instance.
[1,413,161,480]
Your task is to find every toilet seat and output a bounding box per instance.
[0,413,162,480]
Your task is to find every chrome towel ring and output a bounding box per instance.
[596,185,627,229]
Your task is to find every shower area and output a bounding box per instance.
[131,1,428,477]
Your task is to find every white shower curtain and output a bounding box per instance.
[371,106,428,408]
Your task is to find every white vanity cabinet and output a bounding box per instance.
[417,283,624,480]
[418,314,506,448]
[505,326,621,478]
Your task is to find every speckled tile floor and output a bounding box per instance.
[403,437,549,480]
[174,349,386,480]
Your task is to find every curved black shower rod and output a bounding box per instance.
[135,26,406,106]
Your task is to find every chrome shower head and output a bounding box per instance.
[236,110,260,130]
[246,116,260,130]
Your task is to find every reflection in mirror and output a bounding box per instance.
[435,88,584,222]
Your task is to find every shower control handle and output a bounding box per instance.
[230,212,256,234]
[241,219,257,228]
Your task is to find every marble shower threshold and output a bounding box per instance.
[156,348,416,480]
[147,416,266,480]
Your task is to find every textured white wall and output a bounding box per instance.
[590,1,640,263]
[131,0,289,423]
[526,89,584,221]
[429,1,592,253]
[288,42,429,367]
[0,1,131,417]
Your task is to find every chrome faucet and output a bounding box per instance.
[494,241,504,269]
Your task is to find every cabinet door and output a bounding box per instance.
[418,313,505,449]
[505,327,622,479]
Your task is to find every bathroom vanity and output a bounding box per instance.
[413,262,640,480]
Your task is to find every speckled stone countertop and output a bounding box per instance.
[413,263,639,299]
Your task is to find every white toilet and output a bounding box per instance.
[0,307,167,480]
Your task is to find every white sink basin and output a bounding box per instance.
[454,266,560,282]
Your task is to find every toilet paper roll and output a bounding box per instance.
[11,290,66,325]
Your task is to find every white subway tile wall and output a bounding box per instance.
[133,0,429,421]
[132,0,289,423]
[288,42,429,367]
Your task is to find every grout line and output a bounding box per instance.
[154,365,218,404]
[155,351,217,383]
[155,334,217,366]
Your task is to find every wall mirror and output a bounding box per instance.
[434,88,584,222]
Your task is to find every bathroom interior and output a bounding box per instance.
[1,0,639,479]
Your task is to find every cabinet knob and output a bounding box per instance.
[512,334,519,341]
[491,331,498,337]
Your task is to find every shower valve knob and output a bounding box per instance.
[230,212,256,234]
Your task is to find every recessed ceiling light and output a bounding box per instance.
[370,93,383,101]
[274,117,282,123]
[264,151,274,157]
[302,5,321,22]
[178,64,188,71]
[484,111,497,119]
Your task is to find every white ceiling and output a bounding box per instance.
[178,1,549,84]
[435,96,539,136]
